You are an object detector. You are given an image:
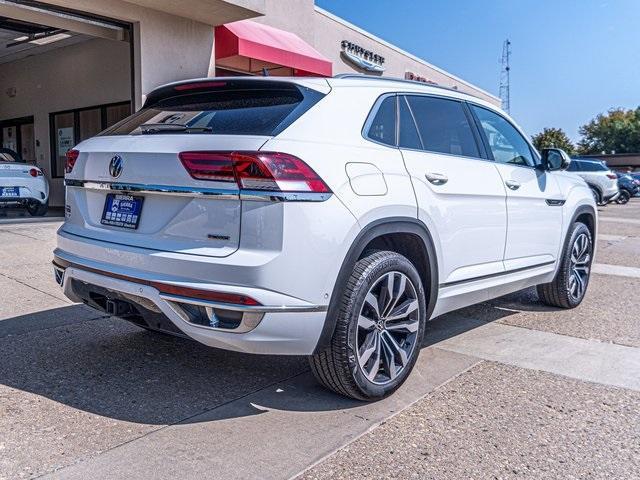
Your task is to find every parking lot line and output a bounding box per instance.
[592,263,640,279]
[436,321,640,391]
[598,216,640,225]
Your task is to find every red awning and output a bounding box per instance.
[215,20,332,77]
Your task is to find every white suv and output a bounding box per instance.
[54,76,596,400]
[566,158,619,204]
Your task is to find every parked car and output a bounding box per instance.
[0,148,49,216]
[615,173,639,204]
[628,173,640,195]
[566,158,619,205]
[53,76,596,401]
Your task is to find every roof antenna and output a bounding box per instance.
[262,67,270,77]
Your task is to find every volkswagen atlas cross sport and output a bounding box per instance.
[54,75,596,401]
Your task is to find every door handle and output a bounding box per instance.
[505,180,521,190]
[425,172,448,185]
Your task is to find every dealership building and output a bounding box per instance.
[0,0,499,207]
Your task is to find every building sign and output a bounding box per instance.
[341,41,385,73]
[405,71,438,85]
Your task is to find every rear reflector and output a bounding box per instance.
[179,151,331,193]
[607,174,618,180]
[65,149,79,174]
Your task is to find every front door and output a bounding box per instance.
[470,105,563,271]
[398,95,507,285]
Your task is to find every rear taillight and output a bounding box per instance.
[29,168,42,177]
[65,149,79,174]
[607,173,617,180]
[179,152,331,194]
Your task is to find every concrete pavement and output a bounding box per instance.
[0,200,639,479]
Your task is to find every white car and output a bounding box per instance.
[566,158,619,205]
[54,76,596,400]
[0,148,49,216]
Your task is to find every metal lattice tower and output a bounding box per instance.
[499,39,511,113]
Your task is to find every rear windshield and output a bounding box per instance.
[101,83,324,137]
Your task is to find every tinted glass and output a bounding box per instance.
[103,88,316,137]
[580,161,608,172]
[0,149,22,163]
[406,96,479,157]
[472,105,535,167]
[398,96,422,150]
[367,96,397,146]
[566,160,581,171]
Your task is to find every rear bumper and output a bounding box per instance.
[53,253,328,355]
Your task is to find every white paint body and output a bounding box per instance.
[55,76,595,355]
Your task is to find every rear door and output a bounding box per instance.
[470,104,563,270]
[398,94,507,285]
[63,79,328,257]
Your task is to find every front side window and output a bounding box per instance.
[405,96,479,158]
[471,105,535,167]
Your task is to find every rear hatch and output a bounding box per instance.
[62,78,329,257]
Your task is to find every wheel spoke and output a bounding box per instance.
[358,330,378,369]
[386,318,419,333]
[364,292,381,319]
[380,335,399,380]
[386,298,419,321]
[383,331,409,366]
[358,314,377,330]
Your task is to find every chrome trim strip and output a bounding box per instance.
[159,292,329,313]
[65,180,332,202]
[65,179,239,199]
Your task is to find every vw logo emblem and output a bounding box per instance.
[109,155,123,178]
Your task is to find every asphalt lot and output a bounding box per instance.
[0,200,639,479]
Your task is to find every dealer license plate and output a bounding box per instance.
[101,194,144,230]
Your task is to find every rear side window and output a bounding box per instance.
[398,96,422,150]
[101,82,324,137]
[566,160,581,172]
[580,161,608,172]
[405,96,479,158]
[367,96,397,146]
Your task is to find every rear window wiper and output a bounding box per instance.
[138,123,212,134]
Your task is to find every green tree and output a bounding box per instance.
[577,107,640,154]
[531,127,575,154]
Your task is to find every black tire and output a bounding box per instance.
[309,251,426,401]
[26,200,48,216]
[616,190,631,204]
[537,222,593,309]
[589,186,602,206]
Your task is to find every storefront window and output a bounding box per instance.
[50,102,131,178]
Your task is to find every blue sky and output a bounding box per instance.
[316,0,640,142]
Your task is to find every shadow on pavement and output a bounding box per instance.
[0,288,557,426]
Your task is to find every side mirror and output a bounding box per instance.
[540,148,571,171]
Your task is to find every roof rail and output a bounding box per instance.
[332,73,476,97]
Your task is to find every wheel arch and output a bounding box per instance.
[313,217,439,354]
[571,204,597,240]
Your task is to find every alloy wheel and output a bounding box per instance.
[356,271,420,385]
[568,233,591,301]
